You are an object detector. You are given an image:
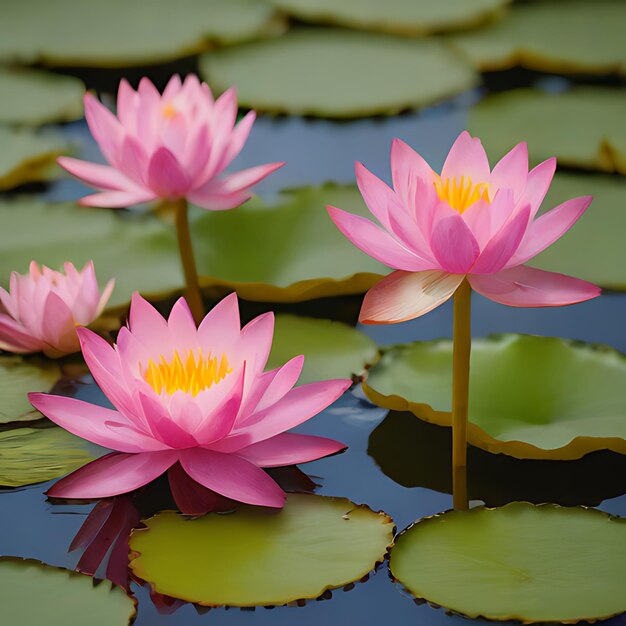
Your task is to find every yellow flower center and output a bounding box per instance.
[143,350,232,396]
[434,175,490,214]
[162,103,178,119]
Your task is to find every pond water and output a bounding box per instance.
[2,82,625,625]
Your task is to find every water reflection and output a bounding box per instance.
[369,411,626,507]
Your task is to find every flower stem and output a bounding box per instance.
[452,278,471,511]
[173,198,204,324]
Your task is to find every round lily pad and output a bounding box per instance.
[269,315,379,384]
[0,557,136,625]
[364,334,626,460]
[0,125,68,190]
[0,68,84,126]
[268,0,508,36]
[199,29,479,118]
[469,88,626,175]
[0,356,61,424]
[389,503,626,623]
[0,427,104,488]
[129,493,394,607]
[0,0,285,68]
[449,0,626,75]
[530,173,626,290]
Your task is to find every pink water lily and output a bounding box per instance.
[0,261,114,357]
[29,293,350,508]
[58,74,283,210]
[328,131,600,323]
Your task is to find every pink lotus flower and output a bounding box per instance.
[29,293,350,508]
[328,131,600,323]
[0,261,114,357]
[58,74,283,209]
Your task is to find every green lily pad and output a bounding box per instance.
[364,334,626,460]
[0,125,68,190]
[269,315,379,384]
[449,0,626,75]
[129,493,394,607]
[0,0,285,68]
[0,68,84,126]
[0,427,104,488]
[191,184,387,300]
[0,558,136,625]
[268,0,509,36]
[530,173,626,290]
[199,29,479,118]
[469,88,626,174]
[389,503,626,623]
[0,356,61,424]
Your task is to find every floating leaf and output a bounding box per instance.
[0,0,285,68]
[389,503,626,623]
[269,315,379,384]
[268,0,508,36]
[199,29,479,118]
[0,356,61,424]
[0,427,104,488]
[449,0,626,75]
[469,88,626,174]
[129,493,394,607]
[0,558,136,625]
[0,125,67,190]
[368,411,626,507]
[530,173,626,290]
[0,68,84,126]
[364,334,626,459]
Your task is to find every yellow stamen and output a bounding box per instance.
[143,350,232,396]
[162,103,178,119]
[434,175,490,214]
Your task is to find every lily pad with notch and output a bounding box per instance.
[129,493,394,607]
[364,334,626,460]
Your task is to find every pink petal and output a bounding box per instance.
[254,355,304,415]
[167,297,197,347]
[214,162,284,194]
[390,138,436,206]
[217,378,351,451]
[47,450,178,499]
[508,196,593,267]
[468,265,601,307]
[238,312,274,379]
[359,269,464,324]
[116,78,139,133]
[355,161,399,231]
[119,135,149,186]
[441,131,490,183]
[167,462,225,516]
[96,279,115,317]
[28,393,167,453]
[237,433,346,467]
[522,157,557,219]
[78,189,157,208]
[57,157,141,192]
[489,142,528,201]
[0,315,43,352]
[162,74,182,99]
[471,205,531,274]
[179,448,286,508]
[197,292,240,354]
[327,206,431,271]
[430,214,480,273]
[41,292,79,355]
[129,292,170,350]
[146,147,190,198]
[223,110,256,166]
[187,188,253,211]
[83,93,125,169]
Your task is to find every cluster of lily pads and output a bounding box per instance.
[1,1,625,625]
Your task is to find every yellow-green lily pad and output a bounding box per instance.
[269,315,379,384]
[0,68,84,126]
[364,334,626,460]
[268,0,509,36]
[389,503,626,623]
[129,493,394,607]
[0,427,104,488]
[530,173,626,290]
[0,356,61,424]
[0,558,136,625]
[199,29,479,118]
[0,0,285,68]
[449,0,626,75]
[0,125,68,190]
[469,87,626,174]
